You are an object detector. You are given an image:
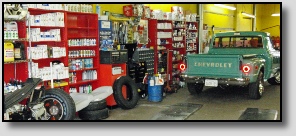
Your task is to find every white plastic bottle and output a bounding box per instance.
[82,71,87,80]
[93,70,97,80]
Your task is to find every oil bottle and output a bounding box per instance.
[13,41,25,60]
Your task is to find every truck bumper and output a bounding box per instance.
[182,75,250,86]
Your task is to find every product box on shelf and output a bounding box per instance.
[123,5,134,17]
[143,6,151,19]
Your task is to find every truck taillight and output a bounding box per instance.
[242,65,251,73]
[179,63,186,71]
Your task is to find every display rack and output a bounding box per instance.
[98,20,112,49]
[171,20,186,84]
[185,21,199,54]
[66,11,99,93]
[148,19,173,76]
[4,8,99,94]
[26,8,69,91]
[4,16,30,83]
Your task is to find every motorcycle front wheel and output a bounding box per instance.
[40,89,76,120]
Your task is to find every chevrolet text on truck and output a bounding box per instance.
[182,31,280,99]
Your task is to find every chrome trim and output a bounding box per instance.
[183,76,250,86]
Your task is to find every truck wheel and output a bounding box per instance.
[187,83,204,94]
[113,76,140,109]
[40,89,76,120]
[248,71,264,99]
[267,71,280,85]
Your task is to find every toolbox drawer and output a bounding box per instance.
[100,50,128,64]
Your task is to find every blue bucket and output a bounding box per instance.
[148,77,162,102]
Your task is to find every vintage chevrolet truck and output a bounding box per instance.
[182,31,280,99]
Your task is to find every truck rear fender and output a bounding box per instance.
[242,58,265,83]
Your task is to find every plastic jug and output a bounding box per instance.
[4,42,15,62]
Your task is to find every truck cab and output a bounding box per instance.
[182,31,280,99]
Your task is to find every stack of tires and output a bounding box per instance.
[78,99,109,120]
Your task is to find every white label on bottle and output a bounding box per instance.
[5,50,14,58]
[149,80,154,86]
[14,48,21,58]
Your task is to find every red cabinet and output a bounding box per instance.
[98,63,127,106]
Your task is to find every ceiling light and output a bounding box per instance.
[271,13,280,16]
[214,4,236,10]
[241,12,255,18]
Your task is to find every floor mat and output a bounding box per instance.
[238,108,278,120]
[151,103,203,120]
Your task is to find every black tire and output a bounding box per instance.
[78,108,109,120]
[80,99,107,111]
[40,89,76,120]
[267,77,280,85]
[113,76,140,110]
[4,78,43,111]
[248,71,264,99]
[267,71,280,85]
[187,83,204,94]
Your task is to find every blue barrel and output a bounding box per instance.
[148,77,162,102]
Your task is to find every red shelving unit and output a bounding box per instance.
[185,21,199,54]
[148,18,199,89]
[148,19,173,76]
[27,8,69,91]
[66,11,99,93]
[4,8,99,94]
[172,20,186,80]
[4,15,30,82]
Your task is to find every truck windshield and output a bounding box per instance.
[213,36,263,48]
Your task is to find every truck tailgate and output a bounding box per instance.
[186,54,242,78]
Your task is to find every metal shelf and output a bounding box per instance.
[68,56,96,59]
[4,38,28,42]
[4,60,29,64]
[69,67,98,72]
[69,79,99,86]
[4,17,26,21]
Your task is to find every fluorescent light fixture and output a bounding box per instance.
[271,13,280,16]
[214,4,236,10]
[241,12,255,18]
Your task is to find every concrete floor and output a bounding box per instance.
[104,82,281,120]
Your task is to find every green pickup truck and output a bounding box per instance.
[182,31,280,99]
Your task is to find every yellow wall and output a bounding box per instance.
[92,4,280,36]
[203,4,235,33]
[146,4,197,13]
[203,4,255,32]
[256,4,280,36]
[93,4,197,15]
[235,4,254,31]
[202,4,280,36]
[93,4,130,15]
